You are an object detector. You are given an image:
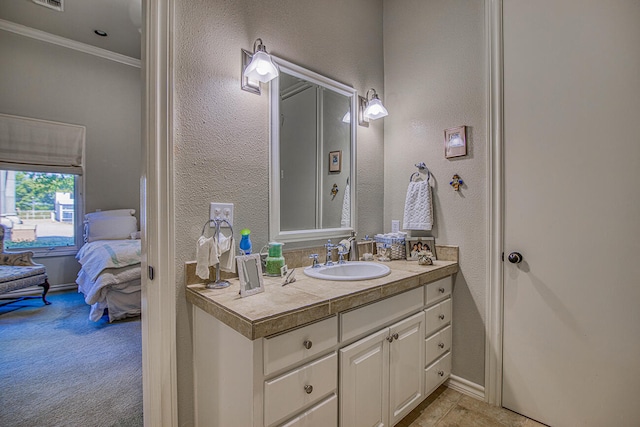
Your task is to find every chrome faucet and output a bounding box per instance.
[325,240,335,266]
[308,254,321,268]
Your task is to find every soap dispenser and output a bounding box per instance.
[239,228,252,255]
[349,231,359,261]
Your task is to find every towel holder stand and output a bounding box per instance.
[410,162,431,182]
[201,218,234,289]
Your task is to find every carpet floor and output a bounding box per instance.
[0,290,143,427]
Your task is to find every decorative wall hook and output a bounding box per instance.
[331,183,339,199]
[450,174,464,191]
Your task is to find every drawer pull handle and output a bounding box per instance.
[438,342,445,349]
[386,335,394,343]
[439,314,445,320]
[439,287,445,293]
[304,384,313,394]
[438,370,445,377]
[303,340,313,350]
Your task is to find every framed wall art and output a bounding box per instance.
[329,150,342,172]
[444,125,467,159]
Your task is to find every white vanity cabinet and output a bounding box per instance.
[191,272,455,427]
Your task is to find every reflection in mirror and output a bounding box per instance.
[269,57,357,243]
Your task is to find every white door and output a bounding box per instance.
[340,327,390,427]
[388,312,425,426]
[502,1,640,426]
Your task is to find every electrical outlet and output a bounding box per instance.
[210,202,234,228]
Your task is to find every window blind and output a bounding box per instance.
[0,113,85,175]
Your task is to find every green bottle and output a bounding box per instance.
[265,242,285,276]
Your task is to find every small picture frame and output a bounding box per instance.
[405,237,437,261]
[236,254,265,297]
[444,126,467,159]
[329,150,342,172]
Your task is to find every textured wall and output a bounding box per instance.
[174,0,384,424]
[0,31,141,285]
[383,0,487,385]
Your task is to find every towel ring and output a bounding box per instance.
[409,167,431,182]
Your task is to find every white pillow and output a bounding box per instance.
[85,209,136,221]
[85,215,138,242]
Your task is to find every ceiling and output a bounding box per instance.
[0,0,141,59]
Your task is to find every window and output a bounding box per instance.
[0,113,85,257]
[1,170,82,256]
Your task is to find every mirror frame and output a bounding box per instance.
[269,56,357,243]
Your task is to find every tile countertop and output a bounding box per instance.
[186,255,458,341]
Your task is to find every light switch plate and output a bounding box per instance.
[210,203,233,228]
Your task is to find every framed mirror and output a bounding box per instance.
[269,56,357,243]
[237,254,265,297]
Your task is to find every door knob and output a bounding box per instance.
[507,252,523,264]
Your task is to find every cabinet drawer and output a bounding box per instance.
[265,352,337,427]
[264,316,338,376]
[341,287,424,342]
[425,352,451,396]
[425,276,452,306]
[425,325,451,366]
[279,394,337,427]
[424,298,451,336]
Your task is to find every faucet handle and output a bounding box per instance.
[308,254,320,268]
[337,250,348,264]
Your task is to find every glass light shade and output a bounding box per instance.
[363,97,388,120]
[342,111,351,123]
[243,50,279,83]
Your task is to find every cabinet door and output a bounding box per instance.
[340,327,390,427]
[388,311,425,426]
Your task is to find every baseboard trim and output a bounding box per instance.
[2,283,78,298]
[446,375,485,401]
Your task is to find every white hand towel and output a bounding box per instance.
[402,179,433,231]
[216,231,236,273]
[196,236,213,280]
[341,183,351,228]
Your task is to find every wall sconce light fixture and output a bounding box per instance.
[241,38,279,95]
[362,88,389,121]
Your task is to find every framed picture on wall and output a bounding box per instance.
[444,125,467,159]
[329,150,342,172]
[405,237,437,261]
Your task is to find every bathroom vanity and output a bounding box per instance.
[187,254,457,427]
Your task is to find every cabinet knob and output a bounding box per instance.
[303,340,313,350]
[439,287,445,293]
[304,384,313,394]
[439,314,445,320]
[438,342,445,349]
[386,335,394,343]
[438,370,445,377]
[392,333,399,340]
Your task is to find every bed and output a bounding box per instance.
[76,209,141,322]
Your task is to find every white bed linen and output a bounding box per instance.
[76,239,142,322]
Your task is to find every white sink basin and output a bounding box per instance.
[303,261,391,281]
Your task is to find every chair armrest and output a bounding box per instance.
[1,251,38,267]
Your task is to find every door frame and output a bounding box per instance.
[484,0,504,406]
[141,0,178,425]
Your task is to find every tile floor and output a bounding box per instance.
[398,386,547,427]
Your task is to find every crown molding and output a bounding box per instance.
[0,18,141,68]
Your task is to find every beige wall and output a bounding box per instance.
[173,0,385,424]
[383,0,487,385]
[0,31,141,285]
